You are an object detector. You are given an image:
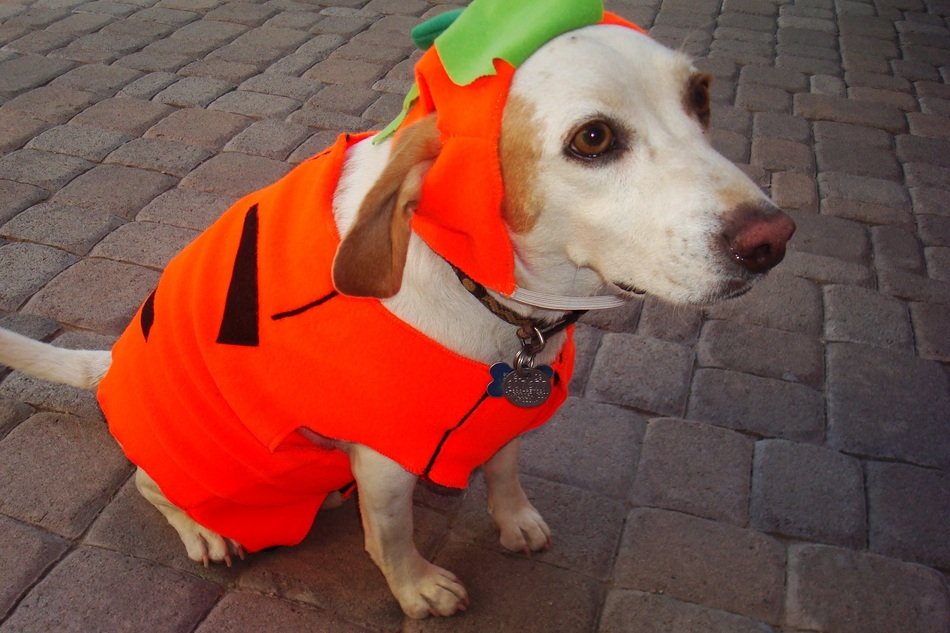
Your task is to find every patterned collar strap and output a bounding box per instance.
[450,264,586,343]
[508,287,626,311]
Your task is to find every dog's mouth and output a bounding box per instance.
[611,277,756,306]
[611,280,648,297]
[608,272,759,305]
[719,282,754,300]
[706,277,756,303]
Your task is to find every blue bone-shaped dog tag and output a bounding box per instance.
[487,362,554,407]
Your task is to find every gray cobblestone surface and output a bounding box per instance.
[0,0,948,632]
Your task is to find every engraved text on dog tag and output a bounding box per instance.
[502,367,552,408]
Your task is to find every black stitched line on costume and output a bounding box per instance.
[422,392,489,479]
[217,204,260,346]
[140,289,156,341]
[271,291,339,320]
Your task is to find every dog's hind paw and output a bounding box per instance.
[134,468,247,568]
[172,517,244,568]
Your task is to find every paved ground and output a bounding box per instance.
[0,0,948,631]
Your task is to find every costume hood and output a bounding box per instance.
[377,0,644,295]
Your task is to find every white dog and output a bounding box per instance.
[0,5,794,620]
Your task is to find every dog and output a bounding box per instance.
[0,1,794,619]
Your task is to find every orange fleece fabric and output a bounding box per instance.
[97,133,574,552]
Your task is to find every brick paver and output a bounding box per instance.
[0,149,92,190]
[1,547,221,633]
[866,461,950,569]
[52,163,177,218]
[615,508,786,624]
[26,124,131,162]
[195,592,376,633]
[0,1,948,632]
[0,180,46,226]
[751,439,866,547]
[598,591,778,633]
[0,411,130,538]
[827,342,949,468]
[1,85,98,124]
[631,418,753,524]
[520,397,646,498]
[787,544,949,633]
[0,201,123,255]
[587,333,694,416]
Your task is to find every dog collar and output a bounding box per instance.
[508,287,626,311]
[450,265,588,341]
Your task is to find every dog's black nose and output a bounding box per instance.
[722,204,796,274]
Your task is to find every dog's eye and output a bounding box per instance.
[568,121,616,159]
[692,82,707,110]
[686,73,712,129]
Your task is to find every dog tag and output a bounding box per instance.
[502,367,552,408]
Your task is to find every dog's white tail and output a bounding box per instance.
[0,327,111,390]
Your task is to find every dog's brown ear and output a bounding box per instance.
[332,115,441,298]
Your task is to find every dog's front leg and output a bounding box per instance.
[484,436,552,553]
[346,443,469,618]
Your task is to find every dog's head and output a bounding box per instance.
[333,1,795,306]
[499,24,796,304]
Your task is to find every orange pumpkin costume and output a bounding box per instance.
[98,132,574,552]
[97,3,641,552]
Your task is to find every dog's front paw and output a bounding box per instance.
[489,496,552,553]
[391,560,470,619]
